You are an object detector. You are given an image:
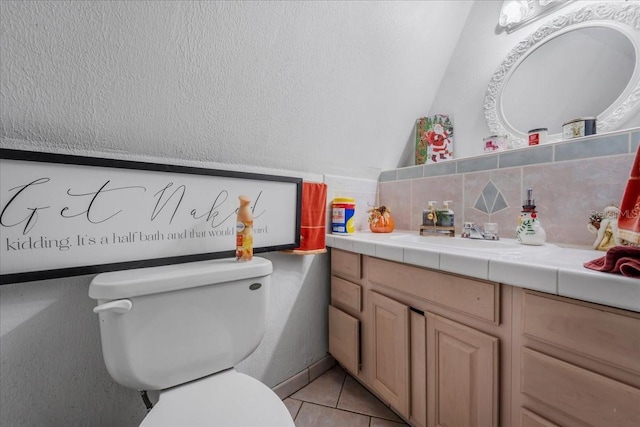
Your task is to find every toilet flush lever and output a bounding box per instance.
[93,299,132,314]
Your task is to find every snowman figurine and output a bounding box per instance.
[516,188,546,246]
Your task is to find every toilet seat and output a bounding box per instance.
[140,369,295,427]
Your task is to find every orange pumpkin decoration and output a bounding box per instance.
[368,206,395,233]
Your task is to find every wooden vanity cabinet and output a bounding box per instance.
[365,256,505,427]
[329,249,506,426]
[329,249,640,427]
[511,288,640,427]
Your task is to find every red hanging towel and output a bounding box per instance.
[618,144,640,244]
[285,181,328,254]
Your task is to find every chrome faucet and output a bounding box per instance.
[461,222,499,240]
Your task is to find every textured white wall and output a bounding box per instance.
[0,275,149,426]
[0,1,471,425]
[428,0,640,160]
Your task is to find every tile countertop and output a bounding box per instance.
[325,231,640,313]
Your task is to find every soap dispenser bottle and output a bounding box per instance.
[515,188,546,245]
[423,201,438,226]
[437,200,454,227]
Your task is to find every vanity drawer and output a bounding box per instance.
[521,348,640,427]
[520,408,559,427]
[331,276,362,316]
[331,249,362,282]
[367,257,499,324]
[522,291,640,375]
[328,305,360,375]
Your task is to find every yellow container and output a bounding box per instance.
[331,198,355,234]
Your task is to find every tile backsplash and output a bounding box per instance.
[378,128,639,247]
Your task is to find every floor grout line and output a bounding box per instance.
[292,400,302,421]
[285,367,409,426]
[335,369,348,409]
[293,397,407,423]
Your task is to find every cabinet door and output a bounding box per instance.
[427,313,499,427]
[369,291,410,419]
[328,305,360,375]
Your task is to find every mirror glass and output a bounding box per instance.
[502,27,635,135]
[484,2,640,144]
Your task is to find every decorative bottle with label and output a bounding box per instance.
[437,200,455,227]
[236,196,253,261]
[423,201,438,227]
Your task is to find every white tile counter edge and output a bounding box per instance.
[326,231,640,313]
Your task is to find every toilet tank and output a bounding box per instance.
[89,257,273,391]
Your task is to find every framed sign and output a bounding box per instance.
[0,149,302,284]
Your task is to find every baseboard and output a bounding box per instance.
[272,354,336,400]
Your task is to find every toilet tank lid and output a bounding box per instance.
[89,257,272,300]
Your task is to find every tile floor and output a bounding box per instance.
[283,365,409,427]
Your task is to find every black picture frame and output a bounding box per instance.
[0,148,302,285]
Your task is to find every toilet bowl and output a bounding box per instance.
[141,369,292,427]
[89,257,294,426]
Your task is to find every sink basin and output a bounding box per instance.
[390,234,556,257]
[391,235,517,248]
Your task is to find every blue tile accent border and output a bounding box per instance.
[499,145,553,168]
[554,134,628,162]
[378,128,639,182]
[379,169,398,182]
[457,154,498,173]
[398,165,423,180]
[424,160,457,177]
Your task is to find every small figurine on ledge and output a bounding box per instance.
[588,204,621,251]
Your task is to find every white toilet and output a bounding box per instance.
[89,257,295,427]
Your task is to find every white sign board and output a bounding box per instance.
[0,149,302,284]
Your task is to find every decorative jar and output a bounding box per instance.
[368,206,395,233]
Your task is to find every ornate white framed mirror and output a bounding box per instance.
[484,2,640,146]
